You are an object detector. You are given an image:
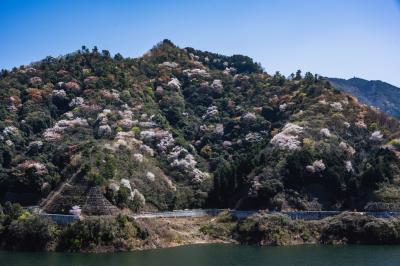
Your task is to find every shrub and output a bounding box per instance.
[321,213,400,244]
[236,214,317,245]
[200,211,237,239]
[2,202,24,223]
[59,215,147,251]
[5,216,58,250]
[388,139,400,149]
[374,185,400,203]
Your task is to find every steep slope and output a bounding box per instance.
[328,77,400,118]
[1,40,400,213]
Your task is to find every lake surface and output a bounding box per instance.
[1,244,400,266]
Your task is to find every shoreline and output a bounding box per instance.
[3,211,400,253]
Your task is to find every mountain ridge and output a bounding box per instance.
[328,77,400,118]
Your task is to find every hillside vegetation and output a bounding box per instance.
[1,40,400,213]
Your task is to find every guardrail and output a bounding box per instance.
[132,209,223,219]
[132,209,400,220]
[36,210,400,225]
[366,211,400,218]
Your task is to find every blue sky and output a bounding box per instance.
[1,0,399,86]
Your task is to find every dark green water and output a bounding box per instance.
[1,244,400,266]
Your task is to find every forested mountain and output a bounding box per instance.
[329,77,400,118]
[1,40,400,214]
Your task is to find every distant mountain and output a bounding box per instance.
[328,77,400,118]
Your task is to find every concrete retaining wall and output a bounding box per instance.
[41,214,80,225]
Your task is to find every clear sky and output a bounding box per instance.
[1,0,399,86]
